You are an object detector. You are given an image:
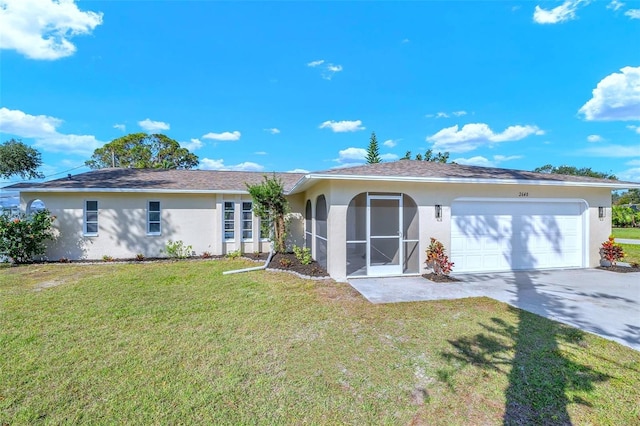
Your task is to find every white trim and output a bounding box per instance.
[288,174,640,193]
[223,201,235,242]
[147,200,161,236]
[241,201,253,242]
[451,197,589,271]
[14,188,252,194]
[83,199,98,236]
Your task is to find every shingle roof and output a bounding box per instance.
[5,168,305,192]
[5,161,638,193]
[312,160,629,185]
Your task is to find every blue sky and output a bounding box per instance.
[1,0,639,193]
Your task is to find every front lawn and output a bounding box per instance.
[612,227,640,239]
[1,260,638,424]
[620,243,640,264]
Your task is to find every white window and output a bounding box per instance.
[224,201,235,241]
[148,201,161,235]
[242,202,253,241]
[84,200,98,236]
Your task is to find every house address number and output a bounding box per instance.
[518,192,529,197]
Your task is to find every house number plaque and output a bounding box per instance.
[518,192,529,197]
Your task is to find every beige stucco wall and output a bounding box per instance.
[20,192,275,260]
[298,180,612,282]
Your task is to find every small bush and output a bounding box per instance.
[102,255,114,262]
[135,253,145,261]
[226,249,241,259]
[279,257,292,268]
[425,237,454,276]
[201,251,213,259]
[0,210,56,264]
[58,257,69,263]
[601,237,625,266]
[163,240,193,259]
[293,245,312,265]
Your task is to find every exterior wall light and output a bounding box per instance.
[435,204,442,221]
[598,206,606,219]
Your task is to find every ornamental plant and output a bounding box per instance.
[601,236,625,266]
[425,237,454,276]
[0,210,56,264]
[293,245,312,265]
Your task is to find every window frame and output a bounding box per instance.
[223,201,235,242]
[84,200,99,236]
[241,201,253,241]
[147,200,161,235]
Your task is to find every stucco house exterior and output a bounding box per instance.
[7,160,640,282]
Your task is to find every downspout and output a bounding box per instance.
[222,250,274,275]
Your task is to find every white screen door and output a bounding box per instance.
[367,195,402,275]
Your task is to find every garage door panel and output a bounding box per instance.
[451,200,585,273]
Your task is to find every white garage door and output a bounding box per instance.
[451,200,585,273]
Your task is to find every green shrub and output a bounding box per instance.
[163,240,193,259]
[293,245,312,265]
[612,205,639,227]
[0,210,55,264]
[226,249,241,259]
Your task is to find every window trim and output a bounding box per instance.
[241,201,253,242]
[223,201,235,242]
[147,200,161,236]
[84,200,98,236]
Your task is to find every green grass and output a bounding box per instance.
[1,260,639,424]
[620,244,640,264]
[612,227,640,240]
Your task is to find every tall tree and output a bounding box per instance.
[616,189,640,205]
[533,164,616,180]
[0,139,43,179]
[423,149,450,163]
[86,133,199,169]
[246,175,289,253]
[401,151,412,160]
[365,132,381,164]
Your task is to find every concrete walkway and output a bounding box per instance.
[617,238,640,245]
[349,269,640,351]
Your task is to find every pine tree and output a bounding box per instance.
[365,132,381,164]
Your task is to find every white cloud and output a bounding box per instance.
[307,59,325,67]
[381,153,399,161]
[254,151,267,155]
[426,110,468,118]
[288,168,310,173]
[0,0,103,60]
[626,159,640,166]
[138,118,170,133]
[200,158,264,172]
[383,139,398,148]
[578,66,640,121]
[263,128,280,134]
[587,134,604,142]
[113,123,126,132]
[627,125,640,134]
[402,38,410,43]
[436,112,449,118]
[452,110,468,117]
[0,107,100,154]
[617,167,640,182]
[308,59,343,80]
[426,123,544,153]
[202,131,241,141]
[326,64,342,73]
[533,0,586,24]
[625,9,640,19]
[181,138,203,152]
[319,120,365,133]
[582,143,640,157]
[607,0,624,11]
[453,154,523,167]
[335,147,367,164]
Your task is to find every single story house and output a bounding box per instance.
[7,160,640,281]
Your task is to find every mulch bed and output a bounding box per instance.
[597,265,640,273]
[268,253,330,277]
[422,273,460,283]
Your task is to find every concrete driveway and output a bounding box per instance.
[348,268,640,351]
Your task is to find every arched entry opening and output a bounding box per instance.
[26,199,46,215]
[346,192,419,277]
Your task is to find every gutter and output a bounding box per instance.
[222,250,274,275]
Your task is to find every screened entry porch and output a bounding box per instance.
[346,193,420,277]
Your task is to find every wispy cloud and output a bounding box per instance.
[533,0,587,24]
[254,151,267,155]
[0,0,103,60]
[627,125,640,134]
[426,110,468,118]
[427,123,544,153]
[383,139,398,148]
[587,134,604,142]
[182,138,203,152]
[138,118,170,133]
[200,158,263,171]
[307,59,325,67]
[308,59,343,80]
[582,143,640,157]
[319,120,365,133]
[578,66,640,121]
[263,128,280,134]
[288,168,310,173]
[625,9,640,19]
[202,131,241,141]
[113,123,126,132]
[0,107,101,154]
[607,0,624,11]
[452,154,523,167]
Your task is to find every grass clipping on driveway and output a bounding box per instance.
[1,261,639,424]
